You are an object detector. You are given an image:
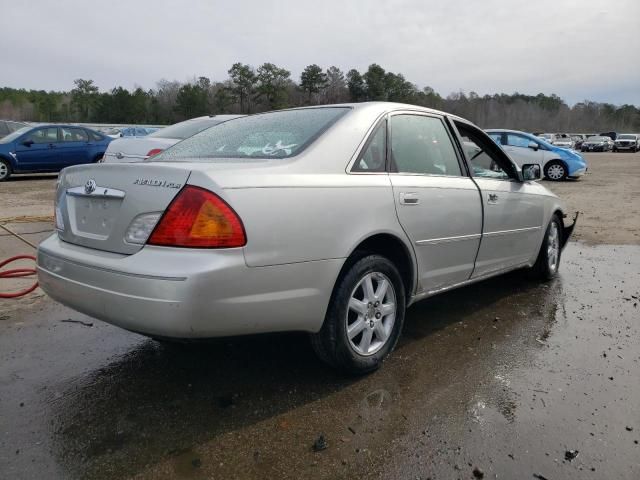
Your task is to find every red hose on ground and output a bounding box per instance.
[0,255,38,298]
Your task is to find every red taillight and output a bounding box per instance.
[148,186,246,248]
[147,148,164,157]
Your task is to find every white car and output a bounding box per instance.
[101,115,243,163]
[486,129,588,181]
[552,136,575,149]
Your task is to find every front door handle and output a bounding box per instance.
[487,193,499,204]
[400,192,419,205]
[48,143,57,149]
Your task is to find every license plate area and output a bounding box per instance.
[67,195,123,240]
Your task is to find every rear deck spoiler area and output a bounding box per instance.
[561,212,579,249]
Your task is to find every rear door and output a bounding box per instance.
[58,127,92,166]
[14,127,59,171]
[388,112,482,293]
[455,122,544,277]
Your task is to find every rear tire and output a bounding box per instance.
[0,159,11,181]
[544,161,567,181]
[310,254,406,374]
[531,214,563,281]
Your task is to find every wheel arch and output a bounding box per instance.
[0,153,16,168]
[337,232,416,303]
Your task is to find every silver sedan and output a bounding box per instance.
[37,103,576,373]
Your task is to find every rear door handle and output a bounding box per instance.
[399,192,419,205]
[487,193,499,204]
[48,143,57,149]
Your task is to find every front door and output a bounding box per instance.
[455,122,544,277]
[14,127,59,171]
[388,113,482,293]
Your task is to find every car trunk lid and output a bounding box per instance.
[56,163,191,254]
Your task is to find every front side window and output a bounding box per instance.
[154,107,349,161]
[353,121,386,172]
[61,127,89,142]
[25,128,58,144]
[390,114,461,176]
[506,133,534,148]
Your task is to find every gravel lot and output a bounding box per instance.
[0,152,639,479]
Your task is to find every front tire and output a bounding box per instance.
[0,159,11,181]
[310,254,406,374]
[544,161,567,181]
[531,214,563,281]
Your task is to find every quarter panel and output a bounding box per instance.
[225,174,409,267]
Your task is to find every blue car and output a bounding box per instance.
[485,129,588,181]
[0,124,112,181]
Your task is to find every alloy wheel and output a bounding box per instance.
[345,272,396,356]
[546,164,566,180]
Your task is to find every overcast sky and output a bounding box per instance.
[1,0,639,106]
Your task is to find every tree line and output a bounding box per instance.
[1,62,638,133]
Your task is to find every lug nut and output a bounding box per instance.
[375,312,381,319]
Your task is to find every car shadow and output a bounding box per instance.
[48,269,561,479]
[9,173,58,181]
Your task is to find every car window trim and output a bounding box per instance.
[387,111,467,178]
[350,117,388,174]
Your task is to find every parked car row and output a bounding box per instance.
[533,131,640,153]
[14,110,640,183]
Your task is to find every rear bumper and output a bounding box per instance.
[37,234,340,338]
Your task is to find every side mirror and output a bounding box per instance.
[22,139,34,147]
[522,164,541,181]
[527,141,539,151]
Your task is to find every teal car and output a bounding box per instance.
[486,129,588,181]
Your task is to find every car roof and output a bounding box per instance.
[276,102,470,123]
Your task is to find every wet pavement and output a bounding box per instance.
[1,242,639,479]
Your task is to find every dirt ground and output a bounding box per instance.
[0,152,639,480]
[545,152,640,245]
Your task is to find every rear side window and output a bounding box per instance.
[352,121,386,172]
[154,108,349,161]
[390,115,462,176]
[61,127,89,142]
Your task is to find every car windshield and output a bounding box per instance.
[618,134,635,140]
[589,136,607,142]
[149,118,225,140]
[0,126,31,143]
[152,107,349,161]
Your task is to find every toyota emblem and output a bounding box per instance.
[84,179,97,194]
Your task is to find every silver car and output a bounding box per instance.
[37,103,576,373]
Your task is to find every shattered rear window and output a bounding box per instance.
[151,107,349,161]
